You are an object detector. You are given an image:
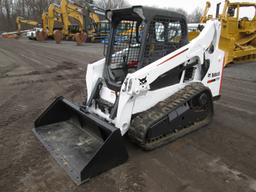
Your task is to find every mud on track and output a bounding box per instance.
[0,38,256,192]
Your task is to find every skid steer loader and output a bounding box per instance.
[33,6,225,184]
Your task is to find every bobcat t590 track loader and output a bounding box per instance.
[33,6,225,184]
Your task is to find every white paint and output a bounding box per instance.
[86,20,224,135]
[99,86,117,104]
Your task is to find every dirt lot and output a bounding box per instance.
[0,38,256,192]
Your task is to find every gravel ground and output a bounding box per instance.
[0,38,256,192]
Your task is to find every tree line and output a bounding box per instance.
[0,0,202,32]
[0,0,52,32]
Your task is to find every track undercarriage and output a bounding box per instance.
[129,83,213,150]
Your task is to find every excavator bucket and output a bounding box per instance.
[75,32,87,46]
[36,31,48,42]
[54,30,63,44]
[33,97,128,185]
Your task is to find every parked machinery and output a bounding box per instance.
[92,20,110,43]
[37,3,64,43]
[38,0,85,45]
[56,0,86,45]
[188,0,256,66]
[38,0,108,44]
[84,4,109,42]
[200,1,212,23]
[36,12,50,41]
[16,16,39,36]
[219,0,256,65]
[33,6,224,184]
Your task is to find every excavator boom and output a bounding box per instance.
[39,0,106,44]
[16,17,39,35]
[59,0,86,45]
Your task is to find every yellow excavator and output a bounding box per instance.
[16,16,39,36]
[189,0,256,66]
[84,4,109,42]
[38,0,108,44]
[57,0,86,45]
[37,3,63,43]
[38,0,85,45]
[36,12,51,41]
[48,4,63,40]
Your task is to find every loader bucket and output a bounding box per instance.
[33,97,128,185]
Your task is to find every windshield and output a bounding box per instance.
[106,19,144,84]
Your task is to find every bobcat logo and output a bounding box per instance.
[139,77,147,85]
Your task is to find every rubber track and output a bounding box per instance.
[128,82,213,150]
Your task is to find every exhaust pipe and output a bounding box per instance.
[33,97,128,184]
[216,2,221,18]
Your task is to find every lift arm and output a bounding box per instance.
[200,1,211,23]
[47,3,64,36]
[60,0,84,35]
[41,12,48,33]
[16,16,39,34]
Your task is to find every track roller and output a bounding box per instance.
[128,82,213,150]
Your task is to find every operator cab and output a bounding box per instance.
[104,6,188,90]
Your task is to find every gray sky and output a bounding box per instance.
[128,0,256,18]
